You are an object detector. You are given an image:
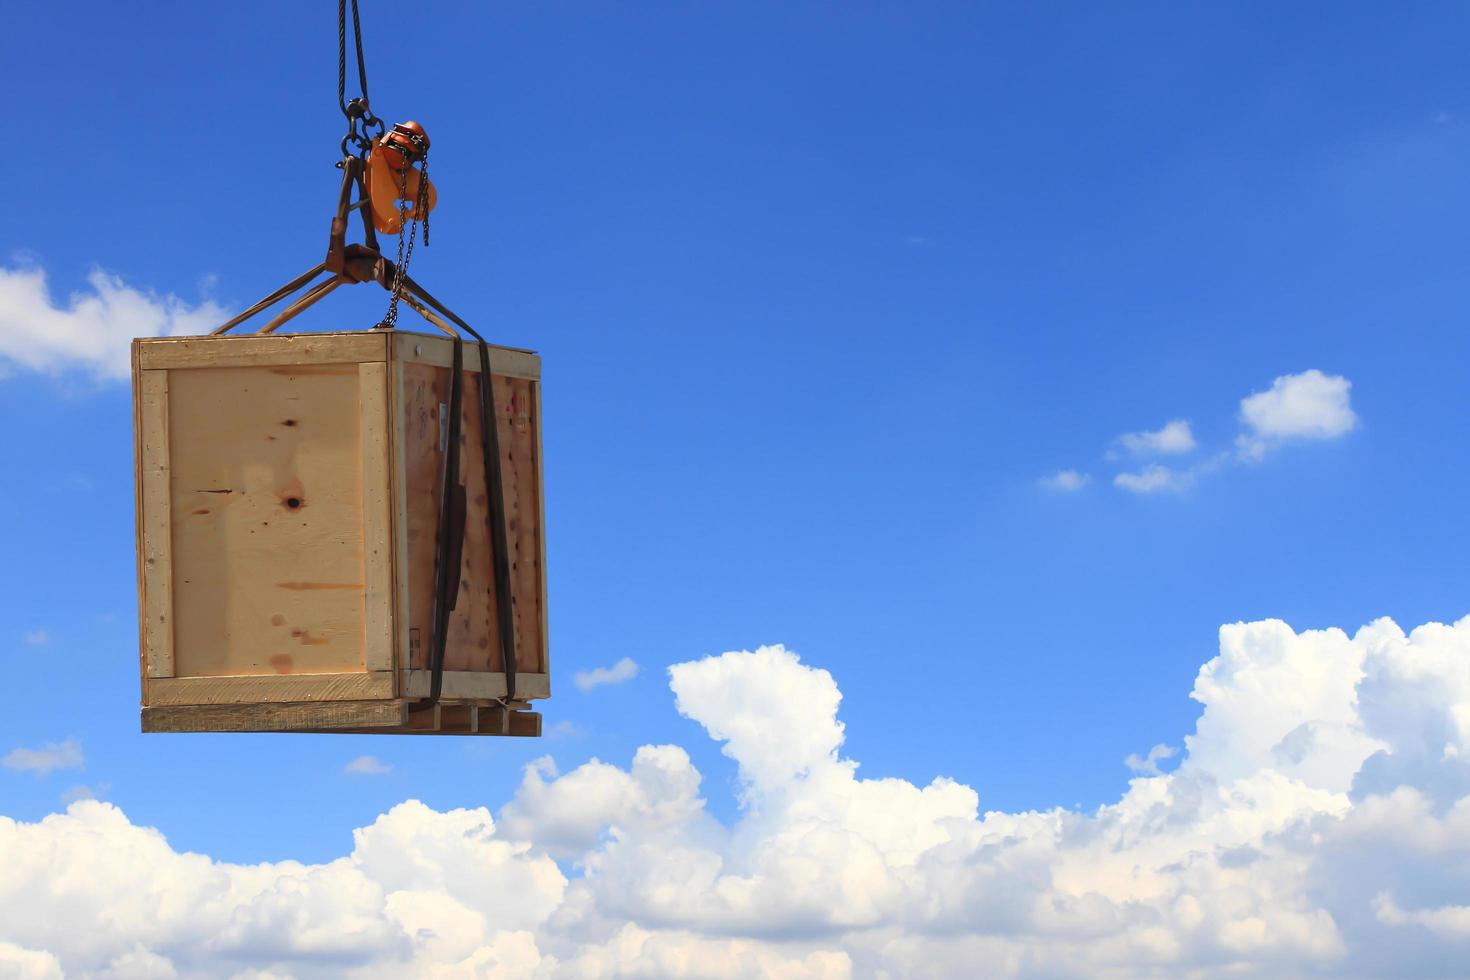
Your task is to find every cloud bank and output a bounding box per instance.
[3,619,1470,977]
[0,264,227,381]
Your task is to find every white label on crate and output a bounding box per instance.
[439,403,449,452]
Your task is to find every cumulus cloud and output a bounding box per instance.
[2,738,83,776]
[59,784,107,805]
[0,264,227,381]
[1038,469,1090,491]
[2,622,1470,977]
[1074,370,1359,492]
[0,942,62,980]
[1114,463,1192,494]
[1124,742,1178,776]
[344,756,392,776]
[1237,369,1358,460]
[573,657,640,692]
[1117,419,1196,456]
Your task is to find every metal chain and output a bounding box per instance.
[380,149,430,328]
[418,150,431,247]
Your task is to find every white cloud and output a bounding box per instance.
[1091,371,1358,491]
[3,738,83,776]
[1125,742,1178,775]
[0,264,227,381]
[573,657,640,692]
[22,630,49,647]
[1374,892,1470,939]
[1237,369,1358,459]
[2,621,1470,976]
[1117,419,1196,456]
[344,756,392,776]
[0,942,63,980]
[1114,463,1191,494]
[59,784,107,805]
[1039,469,1090,491]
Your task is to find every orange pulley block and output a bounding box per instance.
[365,120,437,235]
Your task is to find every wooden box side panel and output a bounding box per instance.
[161,362,383,679]
[401,361,546,678]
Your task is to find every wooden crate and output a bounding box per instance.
[132,328,548,736]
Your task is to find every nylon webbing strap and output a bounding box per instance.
[420,335,465,709]
[475,341,518,701]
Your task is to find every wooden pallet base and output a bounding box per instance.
[141,700,542,737]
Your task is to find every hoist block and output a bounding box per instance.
[131,329,548,735]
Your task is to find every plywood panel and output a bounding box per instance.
[167,365,367,677]
[401,361,544,676]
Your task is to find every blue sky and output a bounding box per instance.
[4,4,1470,976]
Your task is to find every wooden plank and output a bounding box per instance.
[137,333,388,370]
[167,366,368,678]
[394,331,541,380]
[139,370,175,679]
[406,704,441,732]
[359,362,393,672]
[476,705,511,734]
[439,704,475,731]
[389,356,410,694]
[452,370,496,670]
[133,343,152,699]
[148,672,393,706]
[401,361,447,671]
[318,714,540,736]
[398,670,551,700]
[311,708,540,737]
[534,379,550,680]
[142,699,406,733]
[505,374,543,675]
[507,711,542,738]
[476,704,508,734]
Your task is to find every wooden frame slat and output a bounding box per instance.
[389,355,410,692]
[147,672,394,706]
[136,333,388,370]
[394,331,541,380]
[139,369,175,679]
[399,670,551,700]
[359,362,394,672]
[142,700,406,733]
[534,379,550,678]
